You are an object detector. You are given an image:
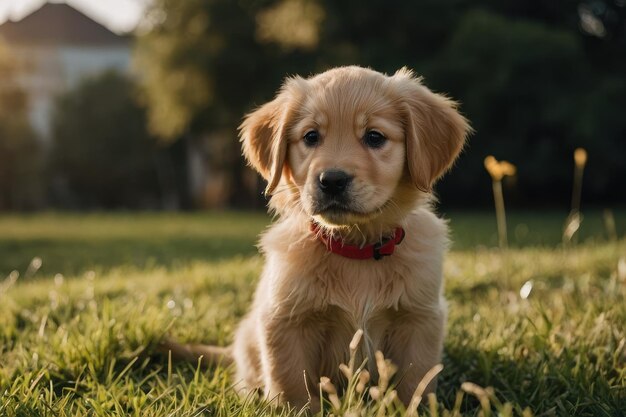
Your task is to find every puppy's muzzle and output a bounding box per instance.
[318,170,353,197]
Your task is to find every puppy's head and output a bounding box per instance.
[240,66,470,229]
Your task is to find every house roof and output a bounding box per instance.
[0,3,130,46]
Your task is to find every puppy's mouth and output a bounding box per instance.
[311,199,383,226]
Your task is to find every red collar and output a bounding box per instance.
[311,223,405,260]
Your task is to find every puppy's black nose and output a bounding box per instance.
[318,170,353,196]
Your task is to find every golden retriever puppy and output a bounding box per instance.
[164,66,470,410]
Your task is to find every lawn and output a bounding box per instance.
[0,210,624,416]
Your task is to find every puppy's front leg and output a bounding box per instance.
[260,316,321,409]
[385,307,446,405]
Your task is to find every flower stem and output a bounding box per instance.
[492,179,507,249]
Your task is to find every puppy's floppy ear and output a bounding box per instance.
[239,79,302,195]
[394,68,471,192]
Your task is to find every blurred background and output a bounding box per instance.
[0,0,624,212]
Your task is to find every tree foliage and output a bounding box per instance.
[135,0,626,207]
[0,39,42,210]
[51,71,169,209]
[135,0,293,206]
[135,0,276,141]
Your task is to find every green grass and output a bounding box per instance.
[1,211,624,416]
[0,211,270,276]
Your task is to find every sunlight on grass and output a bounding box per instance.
[0,213,624,416]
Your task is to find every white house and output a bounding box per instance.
[0,2,131,143]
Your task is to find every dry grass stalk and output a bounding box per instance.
[427,393,438,417]
[460,382,528,417]
[572,149,587,205]
[347,329,363,376]
[484,156,516,248]
[320,376,342,410]
[461,382,492,416]
[0,270,19,296]
[405,363,444,417]
[564,148,588,245]
[319,329,406,416]
[563,211,582,244]
[356,370,370,394]
[603,209,617,241]
[319,329,369,414]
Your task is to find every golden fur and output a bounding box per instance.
[163,66,471,410]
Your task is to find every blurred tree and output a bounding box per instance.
[137,0,256,207]
[424,10,589,205]
[0,39,43,210]
[135,0,325,207]
[422,5,626,207]
[135,0,626,208]
[51,71,180,209]
[315,0,464,71]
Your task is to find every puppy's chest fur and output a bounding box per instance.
[312,257,409,320]
[256,209,447,357]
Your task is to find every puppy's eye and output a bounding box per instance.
[363,130,387,149]
[303,130,320,147]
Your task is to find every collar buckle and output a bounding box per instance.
[372,241,387,260]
